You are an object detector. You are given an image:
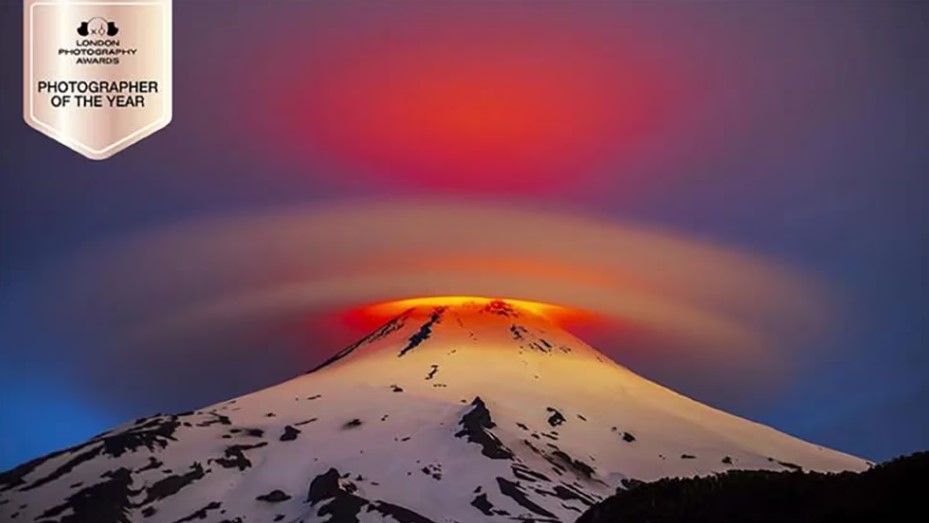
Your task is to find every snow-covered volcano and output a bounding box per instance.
[0,299,867,523]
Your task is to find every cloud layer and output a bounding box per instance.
[8,199,834,416]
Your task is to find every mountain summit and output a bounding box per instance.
[0,299,866,523]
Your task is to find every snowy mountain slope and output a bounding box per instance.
[0,299,868,523]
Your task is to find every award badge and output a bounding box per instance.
[23,0,172,159]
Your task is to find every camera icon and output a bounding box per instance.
[77,17,119,37]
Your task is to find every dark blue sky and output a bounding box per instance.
[1,1,927,471]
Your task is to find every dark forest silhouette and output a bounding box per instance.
[578,452,927,523]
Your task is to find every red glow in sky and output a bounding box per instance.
[296,52,654,190]
[249,18,678,193]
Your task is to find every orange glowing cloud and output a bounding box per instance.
[36,199,833,379]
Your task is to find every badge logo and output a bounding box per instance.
[23,1,172,160]
[77,17,120,38]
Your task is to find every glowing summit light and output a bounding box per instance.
[361,296,579,323]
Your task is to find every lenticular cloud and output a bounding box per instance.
[37,198,831,368]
